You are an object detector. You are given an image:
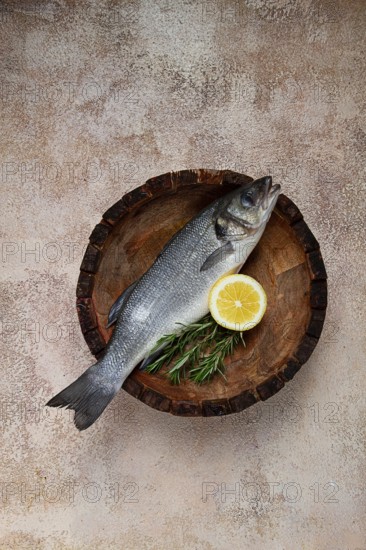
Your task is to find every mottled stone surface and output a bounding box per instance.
[0,1,365,548]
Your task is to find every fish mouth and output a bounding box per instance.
[261,176,281,210]
[269,182,281,197]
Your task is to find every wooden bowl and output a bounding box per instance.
[76,169,327,416]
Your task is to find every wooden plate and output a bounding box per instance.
[76,169,327,416]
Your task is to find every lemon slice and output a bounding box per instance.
[209,274,267,331]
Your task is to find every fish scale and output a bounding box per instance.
[47,176,281,430]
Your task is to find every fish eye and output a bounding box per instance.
[241,192,254,207]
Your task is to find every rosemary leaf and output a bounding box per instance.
[145,314,245,384]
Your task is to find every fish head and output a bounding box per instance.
[218,176,281,238]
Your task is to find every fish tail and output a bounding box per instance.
[46,361,120,431]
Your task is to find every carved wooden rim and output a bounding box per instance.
[76,169,327,416]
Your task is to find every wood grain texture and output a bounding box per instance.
[76,169,327,416]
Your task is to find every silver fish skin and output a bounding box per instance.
[47,176,281,430]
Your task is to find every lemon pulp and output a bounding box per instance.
[208,274,267,331]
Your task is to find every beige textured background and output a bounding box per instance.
[1,1,365,548]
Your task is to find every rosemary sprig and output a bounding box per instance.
[145,314,245,384]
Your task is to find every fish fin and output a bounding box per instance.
[139,343,167,371]
[46,363,119,431]
[200,241,235,272]
[106,281,137,328]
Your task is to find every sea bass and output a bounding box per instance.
[47,176,281,430]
